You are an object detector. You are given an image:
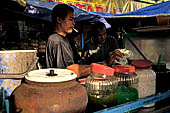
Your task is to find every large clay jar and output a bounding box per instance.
[9,69,88,113]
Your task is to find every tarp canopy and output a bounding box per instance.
[24,0,101,22]
[94,1,170,18]
[24,0,170,21]
[1,0,170,23]
[13,0,149,14]
[135,0,170,4]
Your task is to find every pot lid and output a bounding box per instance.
[0,50,37,53]
[25,68,77,82]
[131,59,152,69]
[113,65,135,73]
[91,63,115,76]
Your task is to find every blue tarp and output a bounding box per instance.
[25,0,170,22]
[93,1,170,18]
[25,0,101,22]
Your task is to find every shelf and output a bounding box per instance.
[95,90,170,113]
[123,32,170,39]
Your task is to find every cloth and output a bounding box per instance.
[66,64,91,78]
[83,36,119,65]
[46,33,74,68]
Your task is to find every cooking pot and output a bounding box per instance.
[9,69,88,113]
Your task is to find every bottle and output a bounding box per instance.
[152,63,170,93]
[152,63,170,107]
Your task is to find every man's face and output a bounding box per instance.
[94,26,107,44]
[60,11,75,34]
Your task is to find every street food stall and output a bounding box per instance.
[1,0,170,113]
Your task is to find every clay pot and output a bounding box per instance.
[9,69,88,113]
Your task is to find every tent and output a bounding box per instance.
[24,0,170,20]
[135,0,170,4]
[1,0,170,24]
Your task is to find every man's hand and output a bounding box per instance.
[104,50,124,66]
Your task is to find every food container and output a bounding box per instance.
[85,63,118,112]
[9,69,88,113]
[132,59,156,108]
[156,15,170,25]
[0,50,37,96]
[113,65,138,111]
[113,65,138,89]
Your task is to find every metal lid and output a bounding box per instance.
[25,68,77,82]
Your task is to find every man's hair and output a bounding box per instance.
[92,22,106,32]
[51,4,74,25]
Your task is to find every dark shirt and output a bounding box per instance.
[83,36,119,65]
[46,33,74,68]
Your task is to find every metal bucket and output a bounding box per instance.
[0,50,38,96]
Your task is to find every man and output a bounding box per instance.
[46,4,91,78]
[46,4,75,68]
[83,22,123,66]
[46,4,122,78]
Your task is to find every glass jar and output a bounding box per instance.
[113,65,138,89]
[85,63,118,112]
[113,65,138,107]
[135,66,156,107]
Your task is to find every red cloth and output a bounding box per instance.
[67,64,91,78]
